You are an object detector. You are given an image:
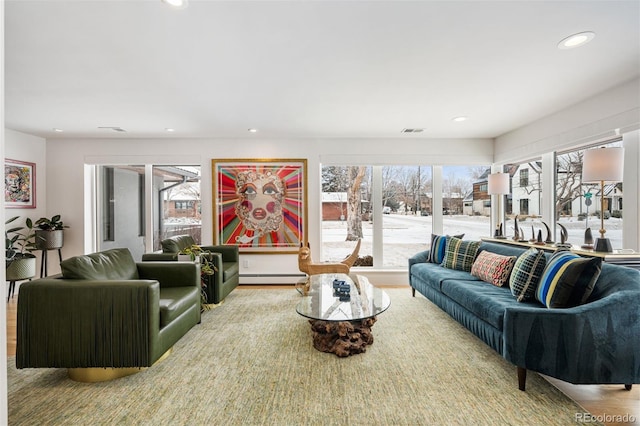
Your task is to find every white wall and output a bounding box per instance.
[494,78,640,163]
[38,136,493,282]
[3,129,48,274]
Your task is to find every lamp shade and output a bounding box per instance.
[582,147,624,183]
[487,172,510,195]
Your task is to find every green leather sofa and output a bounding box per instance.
[16,248,201,371]
[142,235,240,304]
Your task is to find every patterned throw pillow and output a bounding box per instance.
[441,237,480,272]
[426,233,464,264]
[536,251,602,308]
[509,248,546,302]
[470,251,517,287]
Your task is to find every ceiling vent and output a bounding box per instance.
[98,126,127,132]
[401,128,424,133]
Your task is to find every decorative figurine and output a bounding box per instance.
[513,215,520,242]
[582,227,594,250]
[542,221,554,244]
[494,223,506,239]
[555,223,572,249]
[529,226,537,243]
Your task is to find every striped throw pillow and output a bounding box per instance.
[426,233,464,264]
[509,248,546,302]
[536,251,602,308]
[471,251,517,287]
[441,237,480,272]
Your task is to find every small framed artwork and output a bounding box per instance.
[5,159,36,209]
[212,158,307,253]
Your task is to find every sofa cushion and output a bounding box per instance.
[441,237,480,272]
[471,251,516,287]
[411,262,481,292]
[60,248,139,280]
[159,287,198,328]
[536,251,602,308]
[440,279,528,330]
[509,248,546,302]
[162,235,196,254]
[427,233,464,264]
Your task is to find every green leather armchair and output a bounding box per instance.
[142,235,240,304]
[16,248,201,370]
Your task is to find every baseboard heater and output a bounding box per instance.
[240,273,306,285]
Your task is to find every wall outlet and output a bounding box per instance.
[243,259,249,268]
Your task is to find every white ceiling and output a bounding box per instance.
[5,0,640,140]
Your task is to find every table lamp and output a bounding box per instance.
[488,172,510,239]
[581,147,624,252]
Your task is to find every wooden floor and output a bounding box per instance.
[6,285,638,425]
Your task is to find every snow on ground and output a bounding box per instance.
[322,214,624,268]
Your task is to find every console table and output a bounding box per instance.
[482,238,640,270]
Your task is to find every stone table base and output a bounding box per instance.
[308,317,376,357]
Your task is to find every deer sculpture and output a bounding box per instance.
[297,239,361,276]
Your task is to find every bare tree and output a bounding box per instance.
[555,151,584,217]
[346,166,367,240]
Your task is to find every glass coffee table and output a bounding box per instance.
[296,273,390,357]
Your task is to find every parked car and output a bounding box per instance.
[382,206,391,214]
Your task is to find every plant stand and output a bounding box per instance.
[40,248,63,278]
[6,255,37,302]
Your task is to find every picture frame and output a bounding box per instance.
[212,158,307,253]
[5,159,36,209]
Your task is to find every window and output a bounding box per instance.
[519,199,529,215]
[321,166,373,264]
[442,165,491,240]
[95,165,201,257]
[97,165,145,258]
[321,164,433,269]
[555,140,623,248]
[153,166,201,250]
[381,166,432,268]
[519,169,529,187]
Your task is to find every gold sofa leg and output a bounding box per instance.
[67,347,173,383]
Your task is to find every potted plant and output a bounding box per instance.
[5,216,38,283]
[178,244,217,309]
[33,214,68,250]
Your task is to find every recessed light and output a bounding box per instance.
[557,31,595,50]
[53,128,64,133]
[248,128,258,133]
[165,128,175,132]
[162,0,188,9]
[452,116,468,122]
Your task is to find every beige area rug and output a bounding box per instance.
[8,288,597,425]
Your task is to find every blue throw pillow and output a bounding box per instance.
[536,251,602,308]
[426,233,464,264]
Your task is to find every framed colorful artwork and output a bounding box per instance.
[5,159,36,209]
[212,158,307,253]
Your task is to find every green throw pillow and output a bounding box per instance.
[441,237,480,272]
[509,248,546,302]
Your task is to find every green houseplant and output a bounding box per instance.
[5,216,38,285]
[34,214,69,250]
[178,244,217,309]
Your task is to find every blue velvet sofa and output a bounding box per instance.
[409,241,640,391]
